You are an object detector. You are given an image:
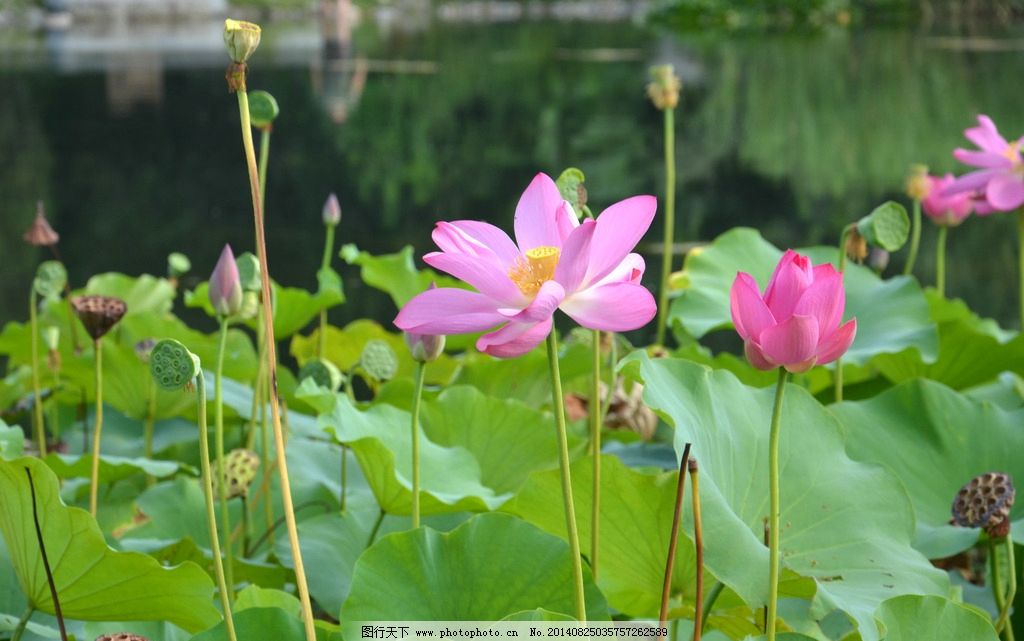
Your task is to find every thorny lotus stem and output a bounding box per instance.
[689,458,704,641]
[29,290,46,456]
[834,224,854,403]
[235,84,317,641]
[700,581,724,635]
[88,339,104,516]
[656,107,677,347]
[590,329,602,581]
[318,223,336,359]
[214,319,235,602]
[995,536,1017,636]
[546,331,587,622]
[904,198,922,276]
[410,361,426,528]
[195,372,238,641]
[144,376,157,485]
[26,468,68,641]
[767,369,789,641]
[936,226,948,298]
[657,442,691,641]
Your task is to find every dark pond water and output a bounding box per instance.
[3,10,1024,336]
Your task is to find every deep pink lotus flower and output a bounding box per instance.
[946,115,1024,213]
[394,173,657,358]
[730,250,856,374]
[923,174,973,227]
[209,244,243,317]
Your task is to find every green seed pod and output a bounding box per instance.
[856,201,910,252]
[149,339,201,391]
[298,358,343,392]
[95,634,151,641]
[224,18,261,64]
[33,260,67,299]
[214,448,261,500]
[236,252,262,293]
[238,291,260,320]
[360,339,398,382]
[167,252,191,279]
[248,90,279,130]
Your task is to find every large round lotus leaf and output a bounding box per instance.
[635,356,947,641]
[340,513,607,632]
[831,379,1024,558]
[0,457,219,633]
[505,455,699,618]
[875,595,998,641]
[667,227,937,365]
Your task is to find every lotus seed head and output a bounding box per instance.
[149,339,200,391]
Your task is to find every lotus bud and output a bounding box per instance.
[71,296,127,341]
[167,252,191,282]
[360,339,398,381]
[322,192,341,227]
[298,358,344,392]
[223,19,261,64]
[906,164,930,202]
[149,339,201,392]
[951,472,1015,538]
[239,291,260,320]
[236,251,262,293]
[43,326,61,371]
[248,90,279,131]
[33,261,67,299]
[134,338,157,363]
[208,244,244,318]
[868,248,890,274]
[23,201,59,247]
[647,64,681,111]
[406,332,445,363]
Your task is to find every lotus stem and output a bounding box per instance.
[214,318,235,601]
[996,537,1017,636]
[904,198,921,276]
[700,581,724,635]
[410,361,426,528]
[590,329,602,581]
[26,467,68,641]
[11,606,33,641]
[766,369,789,641]
[367,508,386,548]
[29,290,46,456]
[235,83,317,641]
[657,442,691,640]
[318,224,336,359]
[258,128,271,206]
[194,371,238,641]
[88,339,104,516]
[656,107,677,347]
[834,224,854,403]
[1018,210,1024,330]
[936,226,948,298]
[689,458,704,641]
[545,331,587,622]
[144,376,157,486]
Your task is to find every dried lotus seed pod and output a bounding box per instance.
[71,296,127,341]
[951,472,1015,538]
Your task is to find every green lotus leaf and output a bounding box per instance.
[340,513,608,631]
[875,595,998,640]
[0,457,219,632]
[185,279,344,338]
[667,227,937,365]
[82,273,176,316]
[43,453,191,483]
[635,356,947,641]
[832,379,1024,558]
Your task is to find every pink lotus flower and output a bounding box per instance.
[394,173,657,358]
[923,174,973,227]
[209,244,243,317]
[946,115,1024,213]
[730,250,856,373]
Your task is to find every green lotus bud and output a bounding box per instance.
[322,192,341,227]
[555,168,587,219]
[149,339,201,391]
[223,19,261,64]
[406,331,445,363]
[71,295,127,341]
[239,291,260,320]
[42,326,60,352]
[33,260,67,299]
[298,358,343,392]
[248,90,279,130]
[647,64,681,111]
[167,252,191,279]
[236,252,262,293]
[856,201,910,252]
[360,339,398,381]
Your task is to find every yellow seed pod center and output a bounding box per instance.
[509,246,560,296]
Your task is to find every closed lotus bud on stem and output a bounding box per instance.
[323,192,341,227]
[24,201,60,247]
[223,19,261,64]
[406,331,445,363]
[209,244,244,318]
[906,164,930,202]
[647,64,681,111]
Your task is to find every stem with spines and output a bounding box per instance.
[214,318,235,601]
[545,331,587,622]
[235,82,317,641]
[29,290,46,456]
[655,106,677,346]
[88,339,103,516]
[766,369,789,641]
